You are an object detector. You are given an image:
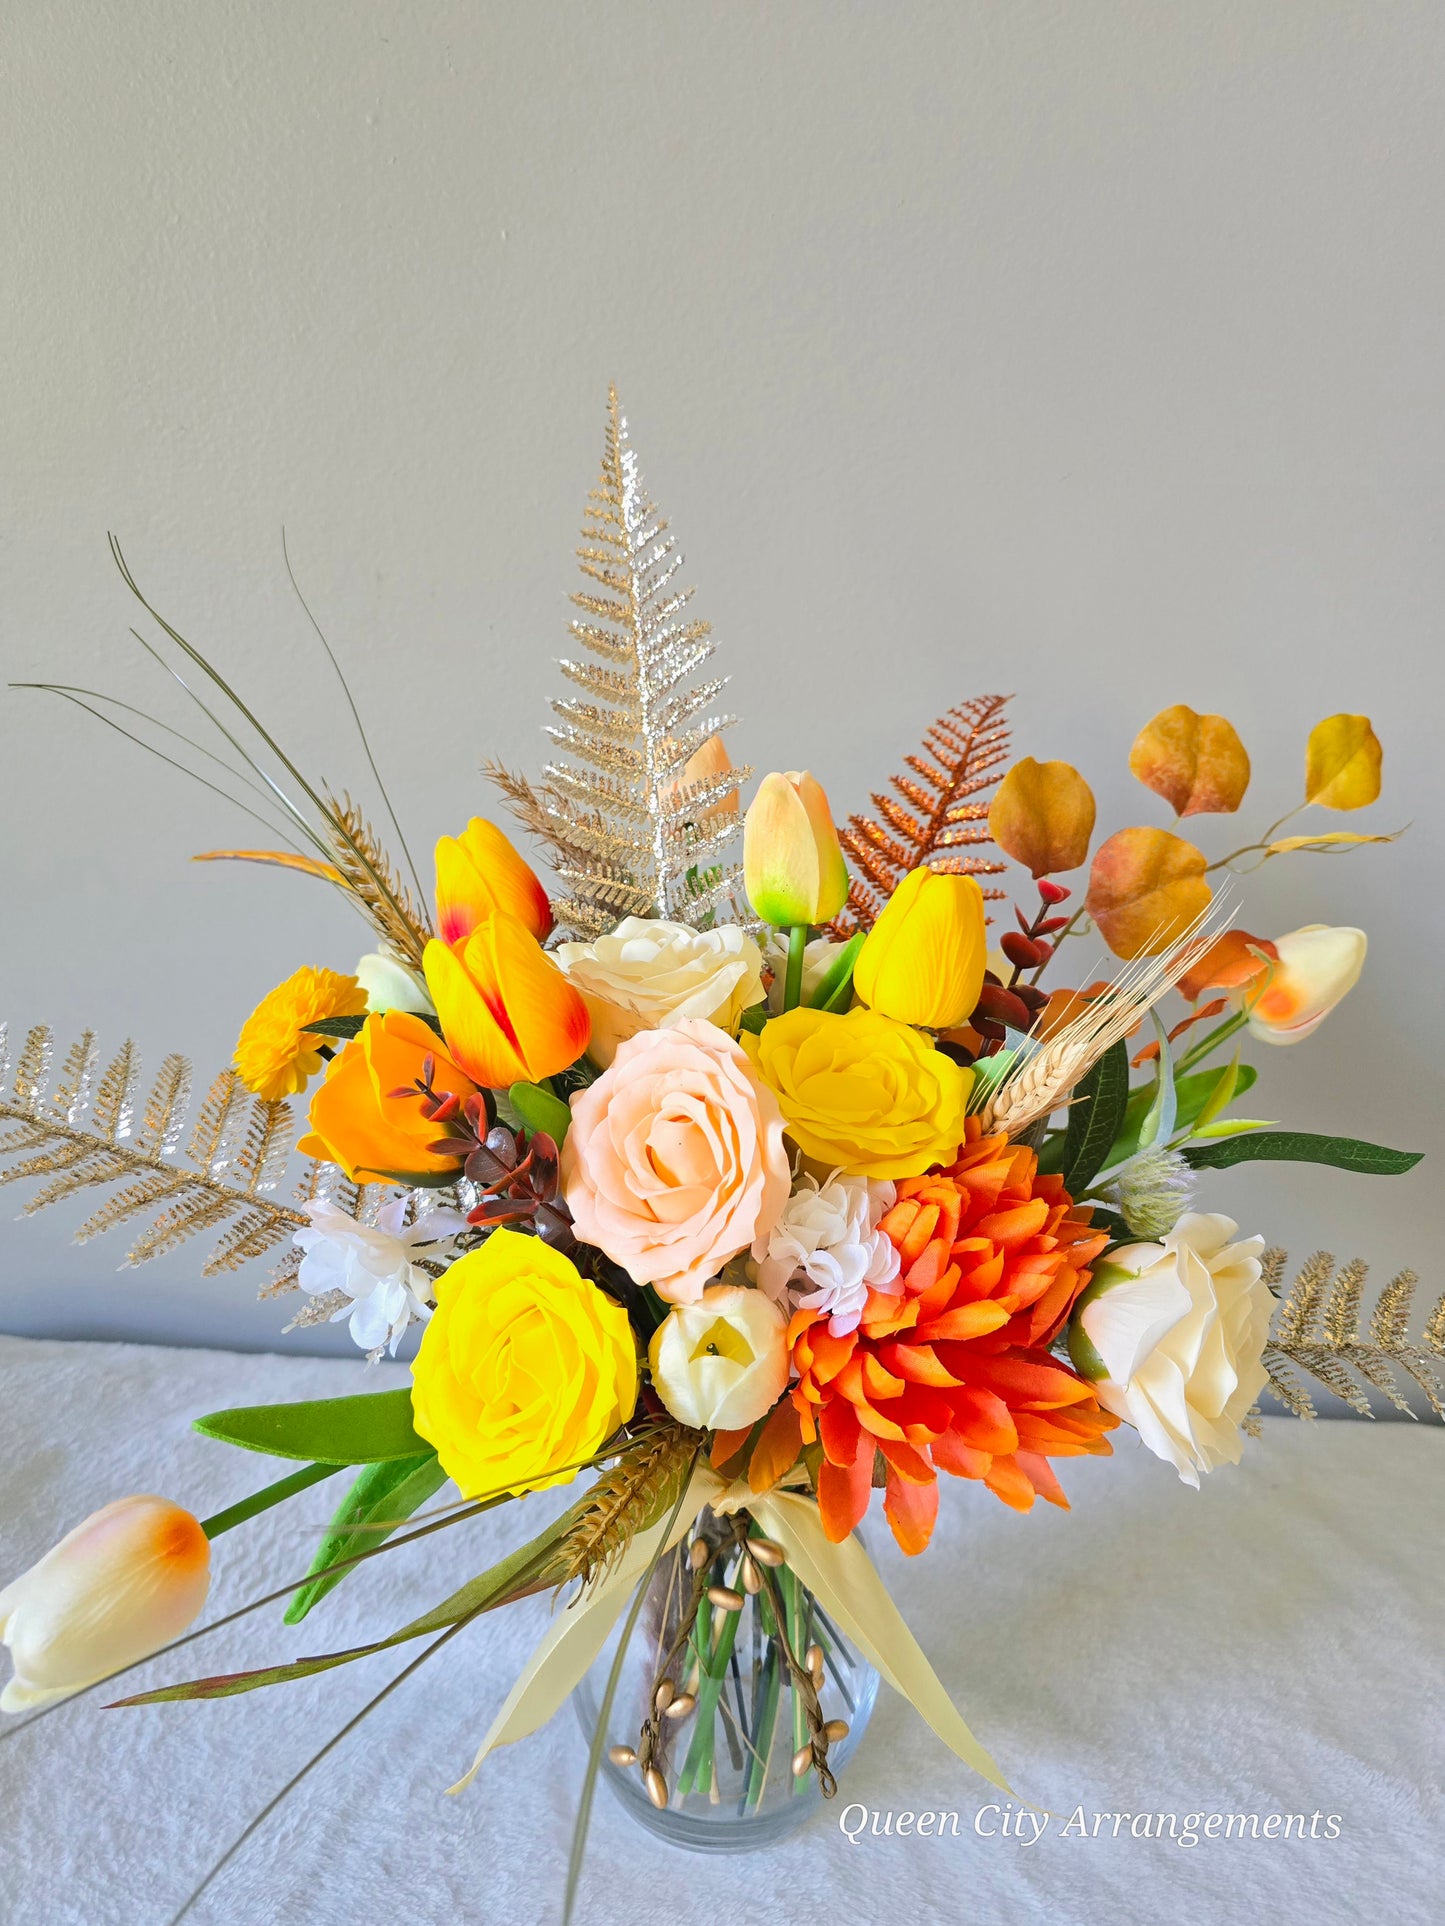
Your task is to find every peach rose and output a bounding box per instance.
[561,1018,791,1304]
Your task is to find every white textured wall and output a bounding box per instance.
[2,2,1441,1356]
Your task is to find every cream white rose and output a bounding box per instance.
[1068,1213,1270,1487]
[554,917,766,1068]
[648,1285,789,1431]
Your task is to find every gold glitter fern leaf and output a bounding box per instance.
[0,1021,312,1275]
[1258,1246,1445,1422]
[491,388,750,939]
[831,694,1012,938]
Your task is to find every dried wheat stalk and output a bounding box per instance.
[976,902,1228,1137]
[322,790,433,971]
[557,1422,698,1593]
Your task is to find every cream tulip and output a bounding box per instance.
[0,1496,211,1711]
[1234,924,1366,1045]
[648,1285,789,1432]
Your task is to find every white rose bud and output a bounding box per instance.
[554,918,766,1068]
[1068,1213,1271,1487]
[648,1285,790,1432]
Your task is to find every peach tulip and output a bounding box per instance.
[743,770,849,927]
[434,818,553,945]
[1235,924,1367,1045]
[424,913,590,1089]
[1,1496,210,1711]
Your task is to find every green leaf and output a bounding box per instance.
[1191,1117,1274,1139]
[509,1080,573,1145]
[808,932,865,1012]
[1136,1018,1177,1151]
[193,1388,429,1464]
[200,1462,340,1540]
[1034,1129,1066,1176]
[112,1498,584,1706]
[738,1004,768,1035]
[1104,1063,1259,1171]
[1192,1053,1241,1135]
[284,1453,449,1624]
[300,1014,367,1041]
[1183,1131,1422,1175]
[1062,1041,1130,1195]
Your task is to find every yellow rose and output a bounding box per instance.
[743,1006,972,1180]
[410,1229,638,1497]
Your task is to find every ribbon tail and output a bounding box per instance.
[752,1488,1015,1796]
[446,1468,712,1795]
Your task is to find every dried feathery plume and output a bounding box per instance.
[1105,1144,1196,1238]
[976,897,1232,1139]
[1262,1248,1444,1420]
[831,695,1011,939]
[0,1020,369,1275]
[557,1422,698,1594]
[490,388,750,940]
[322,791,433,971]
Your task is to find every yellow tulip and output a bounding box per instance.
[743,770,849,927]
[853,867,987,1028]
[0,1496,210,1711]
[434,818,553,945]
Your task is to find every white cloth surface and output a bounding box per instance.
[0,1334,1440,1926]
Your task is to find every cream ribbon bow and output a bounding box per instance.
[447,1464,1013,1797]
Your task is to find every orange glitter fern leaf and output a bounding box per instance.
[831,694,1012,937]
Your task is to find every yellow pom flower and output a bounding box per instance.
[234,966,368,1101]
[410,1229,638,1497]
[743,1006,972,1180]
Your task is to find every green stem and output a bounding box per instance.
[783,924,807,1012]
[1176,1009,1248,1075]
[200,1462,339,1540]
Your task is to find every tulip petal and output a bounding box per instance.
[424,933,527,1088]
[479,915,591,1081]
[435,818,553,944]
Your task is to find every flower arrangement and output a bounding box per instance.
[3,392,1440,1917]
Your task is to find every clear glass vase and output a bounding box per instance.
[573,1508,879,1852]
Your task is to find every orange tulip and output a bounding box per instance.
[424,914,590,1089]
[299,1010,477,1183]
[434,818,552,945]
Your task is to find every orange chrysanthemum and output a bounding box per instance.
[787,1117,1117,1555]
[234,966,369,1101]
